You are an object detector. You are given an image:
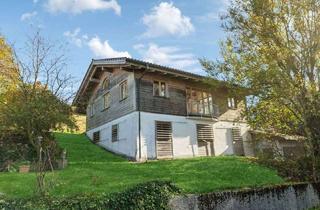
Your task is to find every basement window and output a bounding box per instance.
[112,124,119,142]
[93,131,100,143]
[153,81,167,97]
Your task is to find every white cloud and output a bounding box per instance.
[64,28,83,47]
[33,0,39,3]
[45,0,121,15]
[198,0,230,22]
[88,36,131,58]
[63,29,128,58]
[20,11,37,21]
[134,43,198,72]
[142,2,194,37]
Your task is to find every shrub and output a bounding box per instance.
[254,155,313,182]
[0,132,64,172]
[0,180,181,210]
[0,133,36,172]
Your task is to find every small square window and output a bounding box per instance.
[112,124,119,142]
[227,97,236,109]
[120,80,128,100]
[104,92,110,109]
[153,81,167,97]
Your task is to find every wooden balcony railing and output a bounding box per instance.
[187,103,220,118]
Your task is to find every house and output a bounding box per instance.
[73,57,255,161]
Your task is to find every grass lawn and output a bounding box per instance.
[0,132,284,198]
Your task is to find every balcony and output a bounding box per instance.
[186,88,220,119]
[187,103,220,119]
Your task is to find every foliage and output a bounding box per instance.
[0,36,18,101]
[0,132,65,173]
[0,181,180,210]
[0,133,284,198]
[0,31,76,195]
[254,155,313,182]
[201,0,320,180]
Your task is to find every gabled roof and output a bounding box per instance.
[73,57,207,107]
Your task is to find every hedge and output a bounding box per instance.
[0,180,181,210]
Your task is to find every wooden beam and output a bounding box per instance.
[89,78,100,83]
[101,66,114,73]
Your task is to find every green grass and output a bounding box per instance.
[0,132,284,198]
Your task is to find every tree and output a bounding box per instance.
[201,0,320,180]
[0,36,19,104]
[0,31,76,195]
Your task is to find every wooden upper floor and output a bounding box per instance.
[73,58,246,130]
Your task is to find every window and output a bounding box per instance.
[227,97,236,109]
[153,81,167,97]
[186,88,216,116]
[120,80,128,100]
[112,124,119,142]
[93,131,100,143]
[102,78,109,90]
[103,92,111,109]
[89,104,95,117]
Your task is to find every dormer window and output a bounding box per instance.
[102,78,109,90]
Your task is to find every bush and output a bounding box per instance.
[0,132,65,172]
[0,181,181,210]
[0,133,36,172]
[254,155,313,181]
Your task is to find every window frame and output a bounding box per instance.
[103,92,111,110]
[112,124,119,142]
[227,97,236,109]
[119,80,128,101]
[89,104,95,117]
[186,87,214,116]
[153,80,168,97]
[102,77,109,90]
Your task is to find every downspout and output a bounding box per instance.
[137,65,149,161]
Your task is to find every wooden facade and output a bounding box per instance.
[86,68,245,130]
[86,68,136,130]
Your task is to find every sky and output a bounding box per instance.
[0,0,229,85]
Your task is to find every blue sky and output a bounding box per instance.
[0,0,229,83]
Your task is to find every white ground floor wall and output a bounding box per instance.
[86,111,253,161]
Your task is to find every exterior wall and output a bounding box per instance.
[213,121,253,156]
[86,68,136,130]
[169,182,320,210]
[136,71,246,121]
[251,133,305,157]
[139,112,251,160]
[138,79,187,116]
[86,112,139,159]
